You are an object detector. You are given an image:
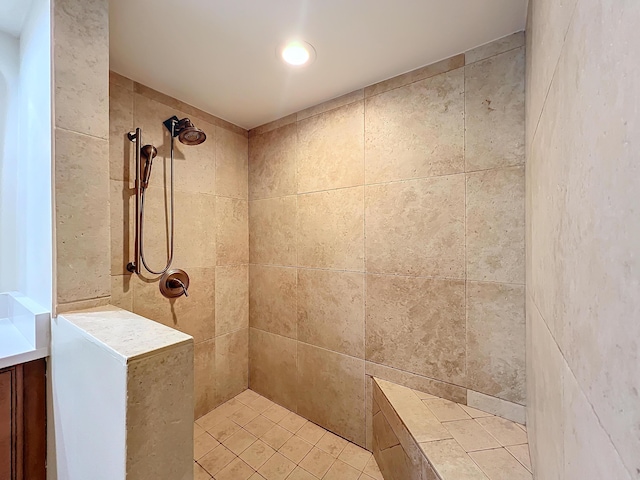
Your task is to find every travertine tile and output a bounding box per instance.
[194,431,219,460]
[365,175,465,277]
[287,467,315,480]
[279,435,313,463]
[216,196,248,265]
[249,196,297,266]
[525,300,563,480]
[109,180,134,275]
[134,266,215,339]
[317,431,348,458]
[365,69,464,183]
[298,343,366,446]
[207,418,242,443]
[363,456,384,480]
[364,55,465,98]
[249,328,297,411]
[419,440,489,480]
[297,269,365,357]
[236,389,261,405]
[110,70,132,90]
[54,0,108,139]
[127,345,194,480]
[338,442,372,471]
[249,114,296,137]
[198,405,235,432]
[467,282,525,404]
[442,419,501,452]
[223,428,257,455]
[110,274,133,311]
[194,422,206,437]
[215,265,249,336]
[139,187,216,268]
[526,0,577,148]
[240,439,276,470]
[263,404,290,424]
[366,275,465,383]
[229,405,260,427]
[194,339,216,418]
[245,415,276,438]
[199,444,237,476]
[215,329,249,403]
[109,83,134,183]
[528,0,640,473]
[216,125,248,199]
[298,447,335,478]
[465,31,525,64]
[278,412,307,433]
[249,265,297,339]
[297,89,364,121]
[249,123,297,199]
[460,404,493,419]
[248,395,274,413]
[475,417,527,447]
[261,425,294,450]
[466,166,525,284]
[366,362,467,404]
[466,390,525,425]
[257,452,296,480]
[296,422,326,445]
[297,187,364,271]
[324,460,361,480]
[55,129,110,303]
[194,462,212,480]
[374,379,452,444]
[215,457,254,480]
[423,398,472,423]
[465,47,525,171]
[297,101,364,193]
[563,365,632,480]
[469,448,532,480]
[506,444,531,472]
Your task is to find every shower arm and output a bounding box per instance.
[127,128,142,275]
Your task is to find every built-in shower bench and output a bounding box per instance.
[372,378,532,480]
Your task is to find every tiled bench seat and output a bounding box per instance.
[372,378,532,480]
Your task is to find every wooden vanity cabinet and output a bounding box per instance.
[0,359,46,480]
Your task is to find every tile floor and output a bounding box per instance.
[194,389,383,480]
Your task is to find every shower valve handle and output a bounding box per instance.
[168,278,189,297]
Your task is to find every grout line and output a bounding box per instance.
[247,163,523,203]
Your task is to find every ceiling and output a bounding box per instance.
[110,0,527,130]
[0,0,33,37]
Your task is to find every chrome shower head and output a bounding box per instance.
[163,116,207,145]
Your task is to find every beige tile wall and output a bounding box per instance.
[526,0,639,478]
[54,0,111,311]
[108,73,249,418]
[248,33,526,449]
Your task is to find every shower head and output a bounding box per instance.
[163,116,207,145]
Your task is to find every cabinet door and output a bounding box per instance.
[0,370,13,480]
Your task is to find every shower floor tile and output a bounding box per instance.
[195,389,382,480]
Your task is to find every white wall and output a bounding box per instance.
[16,0,52,310]
[48,315,127,480]
[0,30,20,295]
[0,0,52,311]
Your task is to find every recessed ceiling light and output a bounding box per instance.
[279,40,316,67]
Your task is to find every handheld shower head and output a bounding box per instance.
[163,116,207,145]
[140,144,157,189]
